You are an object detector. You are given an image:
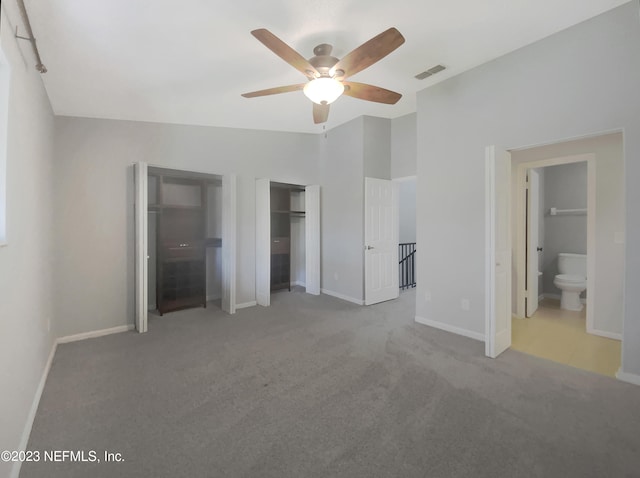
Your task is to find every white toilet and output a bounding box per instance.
[553,253,587,311]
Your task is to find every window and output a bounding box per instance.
[0,46,10,245]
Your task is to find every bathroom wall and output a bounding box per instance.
[542,162,588,296]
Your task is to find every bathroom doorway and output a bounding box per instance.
[509,132,624,377]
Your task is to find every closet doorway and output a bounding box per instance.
[134,163,237,332]
[255,179,320,306]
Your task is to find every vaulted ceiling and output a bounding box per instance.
[15,0,629,133]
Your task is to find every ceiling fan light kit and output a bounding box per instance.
[303,78,345,105]
[242,27,405,124]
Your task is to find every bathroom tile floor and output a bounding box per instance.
[511,298,621,377]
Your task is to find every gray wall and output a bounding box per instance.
[415,3,640,375]
[391,113,417,178]
[542,162,587,295]
[363,116,391,179]
[319,117,365,301]
[53,117,320,336]
[512,133,624,335]
[0,6,56,476]
[319,116,393,302]
[398,178,417,243]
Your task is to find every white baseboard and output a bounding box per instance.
[236,300,257,310]
[415,315,485,342]
[616,369,640,386]
[291,281,306,287]
[587,326,622,341]
[11,340,57,478]
[321,288,364,306]
[57,324,134,344]
[206,294,222,302]
[12,322,137,477]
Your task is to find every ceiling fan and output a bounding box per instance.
[241,28,405,124]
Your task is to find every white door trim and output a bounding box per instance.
[513,154,595,334]
[134,162,148,333]
[526,169,540,317]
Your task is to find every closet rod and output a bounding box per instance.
[15,0,47,73]
[549,207,587,216]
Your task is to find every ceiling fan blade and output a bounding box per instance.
[332,28,405,79]
[251,29,319,79]
[342,81,402,104]
[241,84,305,98]
[313,103,330,124]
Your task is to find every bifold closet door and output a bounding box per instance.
[305,185,321,295]
[222,173,237,314]
[134,161,148,333]
[255,178,271,306]
[485,145,512,358]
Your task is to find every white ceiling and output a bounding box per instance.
[20,0,628,134]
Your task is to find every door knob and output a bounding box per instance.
[366,245,374,250]
[537,247,543,252]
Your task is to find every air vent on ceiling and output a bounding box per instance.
[415,64,446,80]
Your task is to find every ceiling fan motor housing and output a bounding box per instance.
[309,45,341,78]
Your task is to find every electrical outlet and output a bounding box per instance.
[461,299,470,311]
[425,291,431,302]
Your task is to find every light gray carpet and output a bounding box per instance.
[21,290,640,478]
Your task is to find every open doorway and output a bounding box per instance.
[134,163,237,332]
[395,176,417,292]
[147,168,224,316]
[509,133,624,377]
[255,179,320,307]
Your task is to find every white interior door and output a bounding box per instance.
[134,162,148,333]
[485,146,512,358]
[221,174,237,314]
[255,178,271,306]
[364,177,399,305]
[305,185,321,295]
[526,169,540,317]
